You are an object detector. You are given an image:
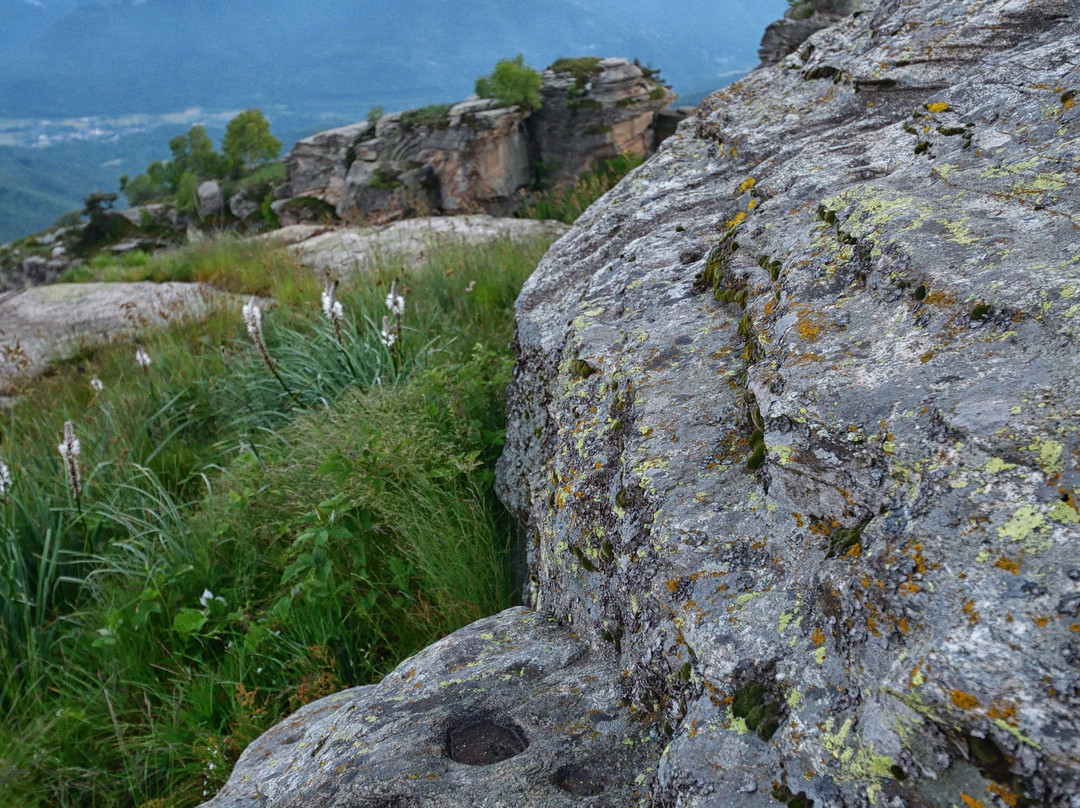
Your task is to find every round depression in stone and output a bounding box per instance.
[447,719,527,765]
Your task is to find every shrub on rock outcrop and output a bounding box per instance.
[474,54,542,112]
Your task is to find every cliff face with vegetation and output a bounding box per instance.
[207,1,1080,806]
[275,57,676,225]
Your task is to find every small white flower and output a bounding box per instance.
[381,316,396,347]
[385,278,405,316]
[465,281,476,294]
[90,376,103,392]
[58,421,81,461]
[58,421,82,501]
[135,347,151,369]
[199,588,226,608]
[0,457,11,498]
[242,297,262,342]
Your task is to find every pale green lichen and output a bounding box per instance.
[821,717,896,794]
[1050,500,1079,523]
[998,505,1052,553]
[985,457,1016,474]
[993,718,1042,749]
[814,647,827,664]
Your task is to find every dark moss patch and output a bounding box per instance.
[826,519,869,558]
[571,358,598,379]
[772,783,815,808]
[914,141,930,155]
[970,302,991,321]
[569,544,598,572]
[731,677,785,741]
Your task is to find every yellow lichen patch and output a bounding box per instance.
[926,101,950,113]
[1029,438,1064,476]
[736,176,756,195]
[724,210,747,230]
[950,689,979,709]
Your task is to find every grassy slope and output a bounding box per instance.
[0,232,551,807]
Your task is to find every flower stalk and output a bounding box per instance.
[321,274,345,345]
[243,297,298,403]
[58,420,82,512]
[383,277,404,363]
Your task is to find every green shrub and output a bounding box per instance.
[399,103,454,131]
[519,153,644,223]
[475,54,543,112]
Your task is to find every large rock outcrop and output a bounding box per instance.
[207,2,1080,807]
[758,0,859,67]
[275,58,676,226]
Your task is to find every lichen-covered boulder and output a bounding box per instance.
[498,0,1080,806]
[201,608,659,808]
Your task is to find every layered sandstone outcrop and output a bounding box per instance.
[274,58,677,226]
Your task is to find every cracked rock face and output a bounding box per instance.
[206,2,1080,806]
[498,0,1080,806]
[201,608,658,808]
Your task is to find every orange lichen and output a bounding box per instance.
[950,689,979,709]
[962,599,979,625]
[811,627,826,647]
[994,557,1020,574]
[898,618,911,635]
[1034,616,1050,627]
[960,795,988,808]
[988,783,1019,807]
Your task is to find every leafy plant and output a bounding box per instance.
[475,54,543,112]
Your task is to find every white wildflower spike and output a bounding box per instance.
[242,297,262,344]
[385,278,405,317]
[242,295,297,400]
[135,346,151,369]
[381,316,396,347]
[58,420,82,504]
[0,456,11,499]
[90,376,104,392]
[321,278,345,343]
[465,281,476,294]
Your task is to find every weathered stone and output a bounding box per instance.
[228,193,261,222]
[202,608,659,808]
[758,0,857,67]
[0,282,220,392]
[336,100,532,224]
[498,1,1080,806]
[276,58,676,227]
[265,215,569,278]
[195,180,224,218]
[283,121,373,207]
[533,57,676,188]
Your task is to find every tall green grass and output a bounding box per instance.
[0,232,551,807]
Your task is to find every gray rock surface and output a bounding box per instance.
[533,57,677,188]
[196,180,225,219]
[500,1,1080,806]
[266,215,569,278]
[204,2,1080,807]
[0,282,218,392]
[203,607,659,808]
[758,0,858,67]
